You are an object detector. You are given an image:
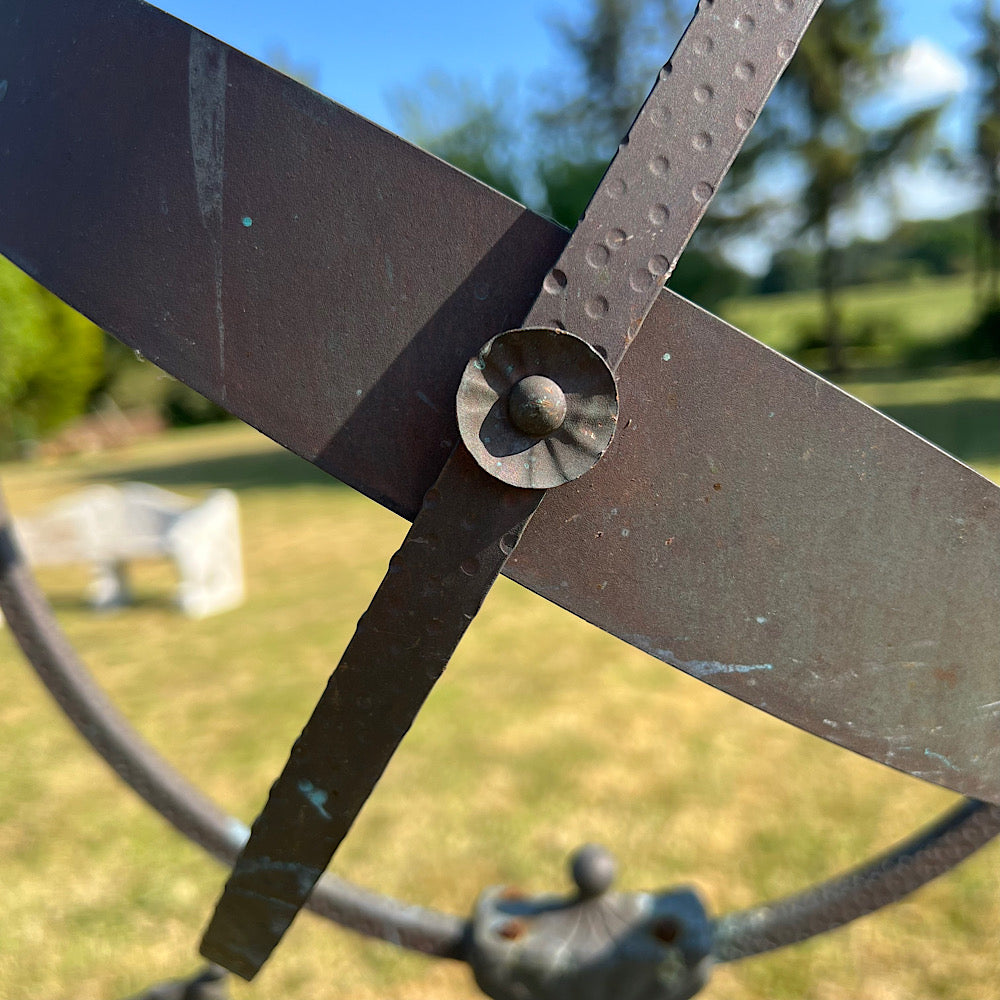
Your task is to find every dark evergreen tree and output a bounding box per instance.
[971,0,1000,309]
[745,0,944,371]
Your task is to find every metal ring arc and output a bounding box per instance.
[1,485,996,968]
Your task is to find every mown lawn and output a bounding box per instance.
[1,342,999,999]
[720,272,981,361]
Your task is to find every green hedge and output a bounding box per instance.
[0,258,104,456]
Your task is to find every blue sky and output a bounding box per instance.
[153,0,981,263]
[153,0,977,135]
[155,0,575,129]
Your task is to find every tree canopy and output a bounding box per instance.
[393,0,951,359]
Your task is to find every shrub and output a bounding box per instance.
[0,258,105,457]
[958,306,1000,361]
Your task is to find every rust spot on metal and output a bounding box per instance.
[498,919,527,941]
[934,666,959,690]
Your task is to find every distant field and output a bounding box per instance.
[718,272,1000,482]
[1,363,999,1000]
[720,272,980,361]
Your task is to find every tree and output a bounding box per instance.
[391,74,528,203]
[971,0,1000,310]
[396,0,947,336]
[745,0,944,371]
[392,0,749,310]
[0,258,104,456]
[534,0,682,202]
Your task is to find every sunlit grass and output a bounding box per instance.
[720,273,980,360]
[1,385,999,1000]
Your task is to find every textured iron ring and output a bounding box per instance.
[713,796,1000,960]
[1,482,997,969]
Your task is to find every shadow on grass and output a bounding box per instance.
[877,397,1000,464]
[44,593,181,615]
[84,447,347,493]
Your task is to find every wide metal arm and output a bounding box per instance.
[4,0,998,807]
[6,0,998,811]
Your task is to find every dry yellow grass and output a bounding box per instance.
[1,421,998,1000]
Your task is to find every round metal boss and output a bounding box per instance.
[456,327,618,489]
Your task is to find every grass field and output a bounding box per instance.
[2,325,1000,999]
[720,272,982,362]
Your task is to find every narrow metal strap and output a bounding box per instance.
[200,448,544,977]
[0,491,466,958]
[525,0,824,370]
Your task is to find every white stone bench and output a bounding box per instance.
[12,482,244,618]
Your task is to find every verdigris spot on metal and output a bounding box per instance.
[227,819,251,849]
[627,635,774,679]
[298,779,332,819]
[924,749,959,772]
[675,658,774,679]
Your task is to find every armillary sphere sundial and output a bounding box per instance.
[1,0,999,997]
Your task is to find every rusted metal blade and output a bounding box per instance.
[0,0,565,517]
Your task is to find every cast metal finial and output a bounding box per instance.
[570,843,617,899]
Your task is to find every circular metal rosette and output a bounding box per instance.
[456,327,618,489]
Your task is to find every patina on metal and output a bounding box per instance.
[456,328,618,488]
[2,0,1000,994]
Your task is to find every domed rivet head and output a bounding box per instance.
[570,843,617,899]
[507,375,567,437]
[456,327,617,489]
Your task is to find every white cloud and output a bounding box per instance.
[889,163,979,220]
[888,38,968,103]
